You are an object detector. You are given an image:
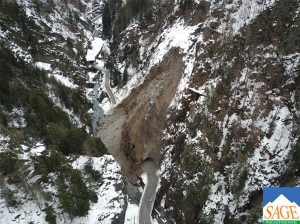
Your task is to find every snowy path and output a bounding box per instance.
[92,64,116,105]
[138,161,159,224]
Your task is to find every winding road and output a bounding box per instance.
[92,63,116,105]
[138,161,159,224]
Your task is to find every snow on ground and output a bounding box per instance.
[0,194,46,224]
[0,154,127,224]
[48,12,77,40]
[16,0,35,17]
[1,2,129,224]
[159,1,299,221]
[8,42,33,63]
[35,61,78,90]
[50,69,78,89]
[0,135,10,153]
[160,0,281,167]
[35,62,52,71]
[203,172,234,224]
[0,26,7,38]
[219,0,278,34]
[19,142,46,161]
[168,0,278,110]
[18,0,78,40]
[86,38,108,62]
[99,98,111,115]
[147,19,199,70]
[0,144,48,224]
[7,107,27,128]
[30,143,46,156]
[245,106,294,191]
[71,155,126,224]
[140,18,201,110]
[140,172,148,186]
[114,69,143,105]
[124,202,139,224]
[217,113,239,159]
[47,84,84,128]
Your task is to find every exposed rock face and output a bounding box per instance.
[97,49,183,184]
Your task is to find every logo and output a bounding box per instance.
[263,187,300,224]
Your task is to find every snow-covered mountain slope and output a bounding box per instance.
[0,1,131,223]
[1,0,300,223]
[101,0,300,223]
[0,0,94,126]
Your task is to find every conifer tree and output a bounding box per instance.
[102,2,112,39]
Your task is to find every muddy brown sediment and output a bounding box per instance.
[97,49,183,184]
